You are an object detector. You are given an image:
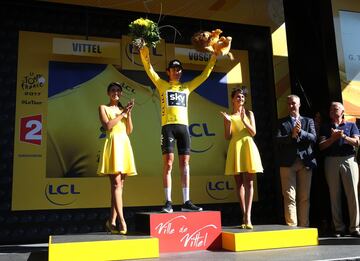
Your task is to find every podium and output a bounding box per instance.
[48,234,159,261]
[222,225,318,252]
[136,211,222,253]
[48,214,319,260]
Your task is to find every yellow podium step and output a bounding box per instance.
[222,224,318,252]
[48,234,159,261]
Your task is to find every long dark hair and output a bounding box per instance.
[231,85,248,98]
[107,82,124,109]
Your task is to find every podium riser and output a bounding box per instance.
[48,236,159,261]
[136,211,222,253]
[222,226,318,252]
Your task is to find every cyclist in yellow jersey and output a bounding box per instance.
[140,46,217,212]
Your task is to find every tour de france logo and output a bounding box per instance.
[21,72,46,94]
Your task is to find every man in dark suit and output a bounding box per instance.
[277,94,317,227]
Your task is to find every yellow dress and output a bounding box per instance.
[225,114,263,175]
[97,106,137,176]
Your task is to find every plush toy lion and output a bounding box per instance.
[191,29,234,60]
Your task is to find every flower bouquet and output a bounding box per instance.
[128,18,161,49]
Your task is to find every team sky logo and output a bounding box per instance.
[45,183,80,206]
[206,180,234,200]
[167,91,187,107]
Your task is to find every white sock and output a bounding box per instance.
[165,188,172,202]
[182,187,190,203]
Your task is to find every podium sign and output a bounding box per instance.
[136,211,222,253]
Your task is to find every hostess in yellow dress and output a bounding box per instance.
[97,106,137,176]
[225,114,263,175]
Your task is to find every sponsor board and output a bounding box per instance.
[12,31,252,210]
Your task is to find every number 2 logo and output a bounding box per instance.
[20,115,42,145]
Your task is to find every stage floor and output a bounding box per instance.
[1,236,360,261]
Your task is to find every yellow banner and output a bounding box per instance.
[53,38,121,58]
[167,43,248,73]
[175,47,213,65]
[13,31,254,210]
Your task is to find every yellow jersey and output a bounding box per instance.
[140,47,217,126]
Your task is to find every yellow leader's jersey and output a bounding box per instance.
[140,47,217,126]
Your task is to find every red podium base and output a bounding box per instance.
[136,211,222,253]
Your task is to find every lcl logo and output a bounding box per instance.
[189,123,215,153]
[189,123,215,137]
[47,184,80,195]
[206,181,234,200]
[45,184,80,206]
[125,44,163,66]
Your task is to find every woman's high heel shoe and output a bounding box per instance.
[105,220,119,234]
[119,222,127,235]
[245,224,253,229]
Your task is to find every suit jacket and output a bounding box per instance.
[277,115,317,169]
